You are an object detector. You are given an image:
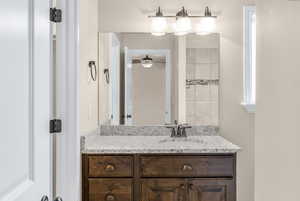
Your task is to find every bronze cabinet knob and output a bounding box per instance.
[182,164,193,171]
[104,164,116,172]
[105,194,115,201]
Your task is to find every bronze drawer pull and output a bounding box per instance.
[105,194,115,201]
[104,164,116,172]
[182,164,193,171]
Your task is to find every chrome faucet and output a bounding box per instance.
[165,120,192,138]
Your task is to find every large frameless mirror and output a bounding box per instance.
[98,32,220,126]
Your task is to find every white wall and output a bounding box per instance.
[255,1,300,201]
[99,1,255,201]
[98,33,122,125]
[79,0,99,135]
[217,2,255,201]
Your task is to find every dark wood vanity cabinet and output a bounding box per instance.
[188,179,235,201]
[82,154,236,201]
[141,179,186,201]
[141,179,234,201]
[88,179,133,201]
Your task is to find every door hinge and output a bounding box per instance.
[50,119,62,133]
[50,8,62,23]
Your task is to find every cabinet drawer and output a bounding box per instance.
[88,179,133,201]
[88,156,133,177]
[140,156,234,177]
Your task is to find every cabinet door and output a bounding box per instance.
[88,179,133,201]
[188,179,235,201]
[141,179,186,201]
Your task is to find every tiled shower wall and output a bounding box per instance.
[186,48,219,125]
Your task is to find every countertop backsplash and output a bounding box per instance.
[99,125,219,136]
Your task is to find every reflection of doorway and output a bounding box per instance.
[124,49,171,125]
[110,33,120,125]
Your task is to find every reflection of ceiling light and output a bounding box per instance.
[141,55,153,68]
[196,7,217,35]
[151,7,167,36]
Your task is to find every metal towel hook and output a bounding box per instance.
[88,61,97,81]
[104,68,110,84]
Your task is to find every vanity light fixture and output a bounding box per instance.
[151,7,167,36]
[148,6,217,36]
[196,7,217,35]
[173,7,192,36]
[141,55,153,68]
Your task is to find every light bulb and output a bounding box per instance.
[151,17,167,36]
[142,63,153,68]
[173,17,191,36]
[196,17,216,35]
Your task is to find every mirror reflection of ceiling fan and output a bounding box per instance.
[131,55,166,68]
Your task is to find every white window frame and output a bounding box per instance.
[242,6,256,113]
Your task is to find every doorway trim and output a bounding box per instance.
[54,0,81,201]
[109,33,121,125]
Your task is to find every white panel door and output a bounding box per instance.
[0,0,51,201]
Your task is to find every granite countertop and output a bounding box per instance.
[81,135,241,154]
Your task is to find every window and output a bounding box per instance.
[242,6,256,113]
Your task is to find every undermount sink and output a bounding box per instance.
[158,137,205,144]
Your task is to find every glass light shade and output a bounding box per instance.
[173,17,191,36]
[196,17,217,35]
[141,61,153,68]
[151,17,167,36]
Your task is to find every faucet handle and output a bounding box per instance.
[165,121,179,137]
[165,126,176,137]
[179,124,192,138]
